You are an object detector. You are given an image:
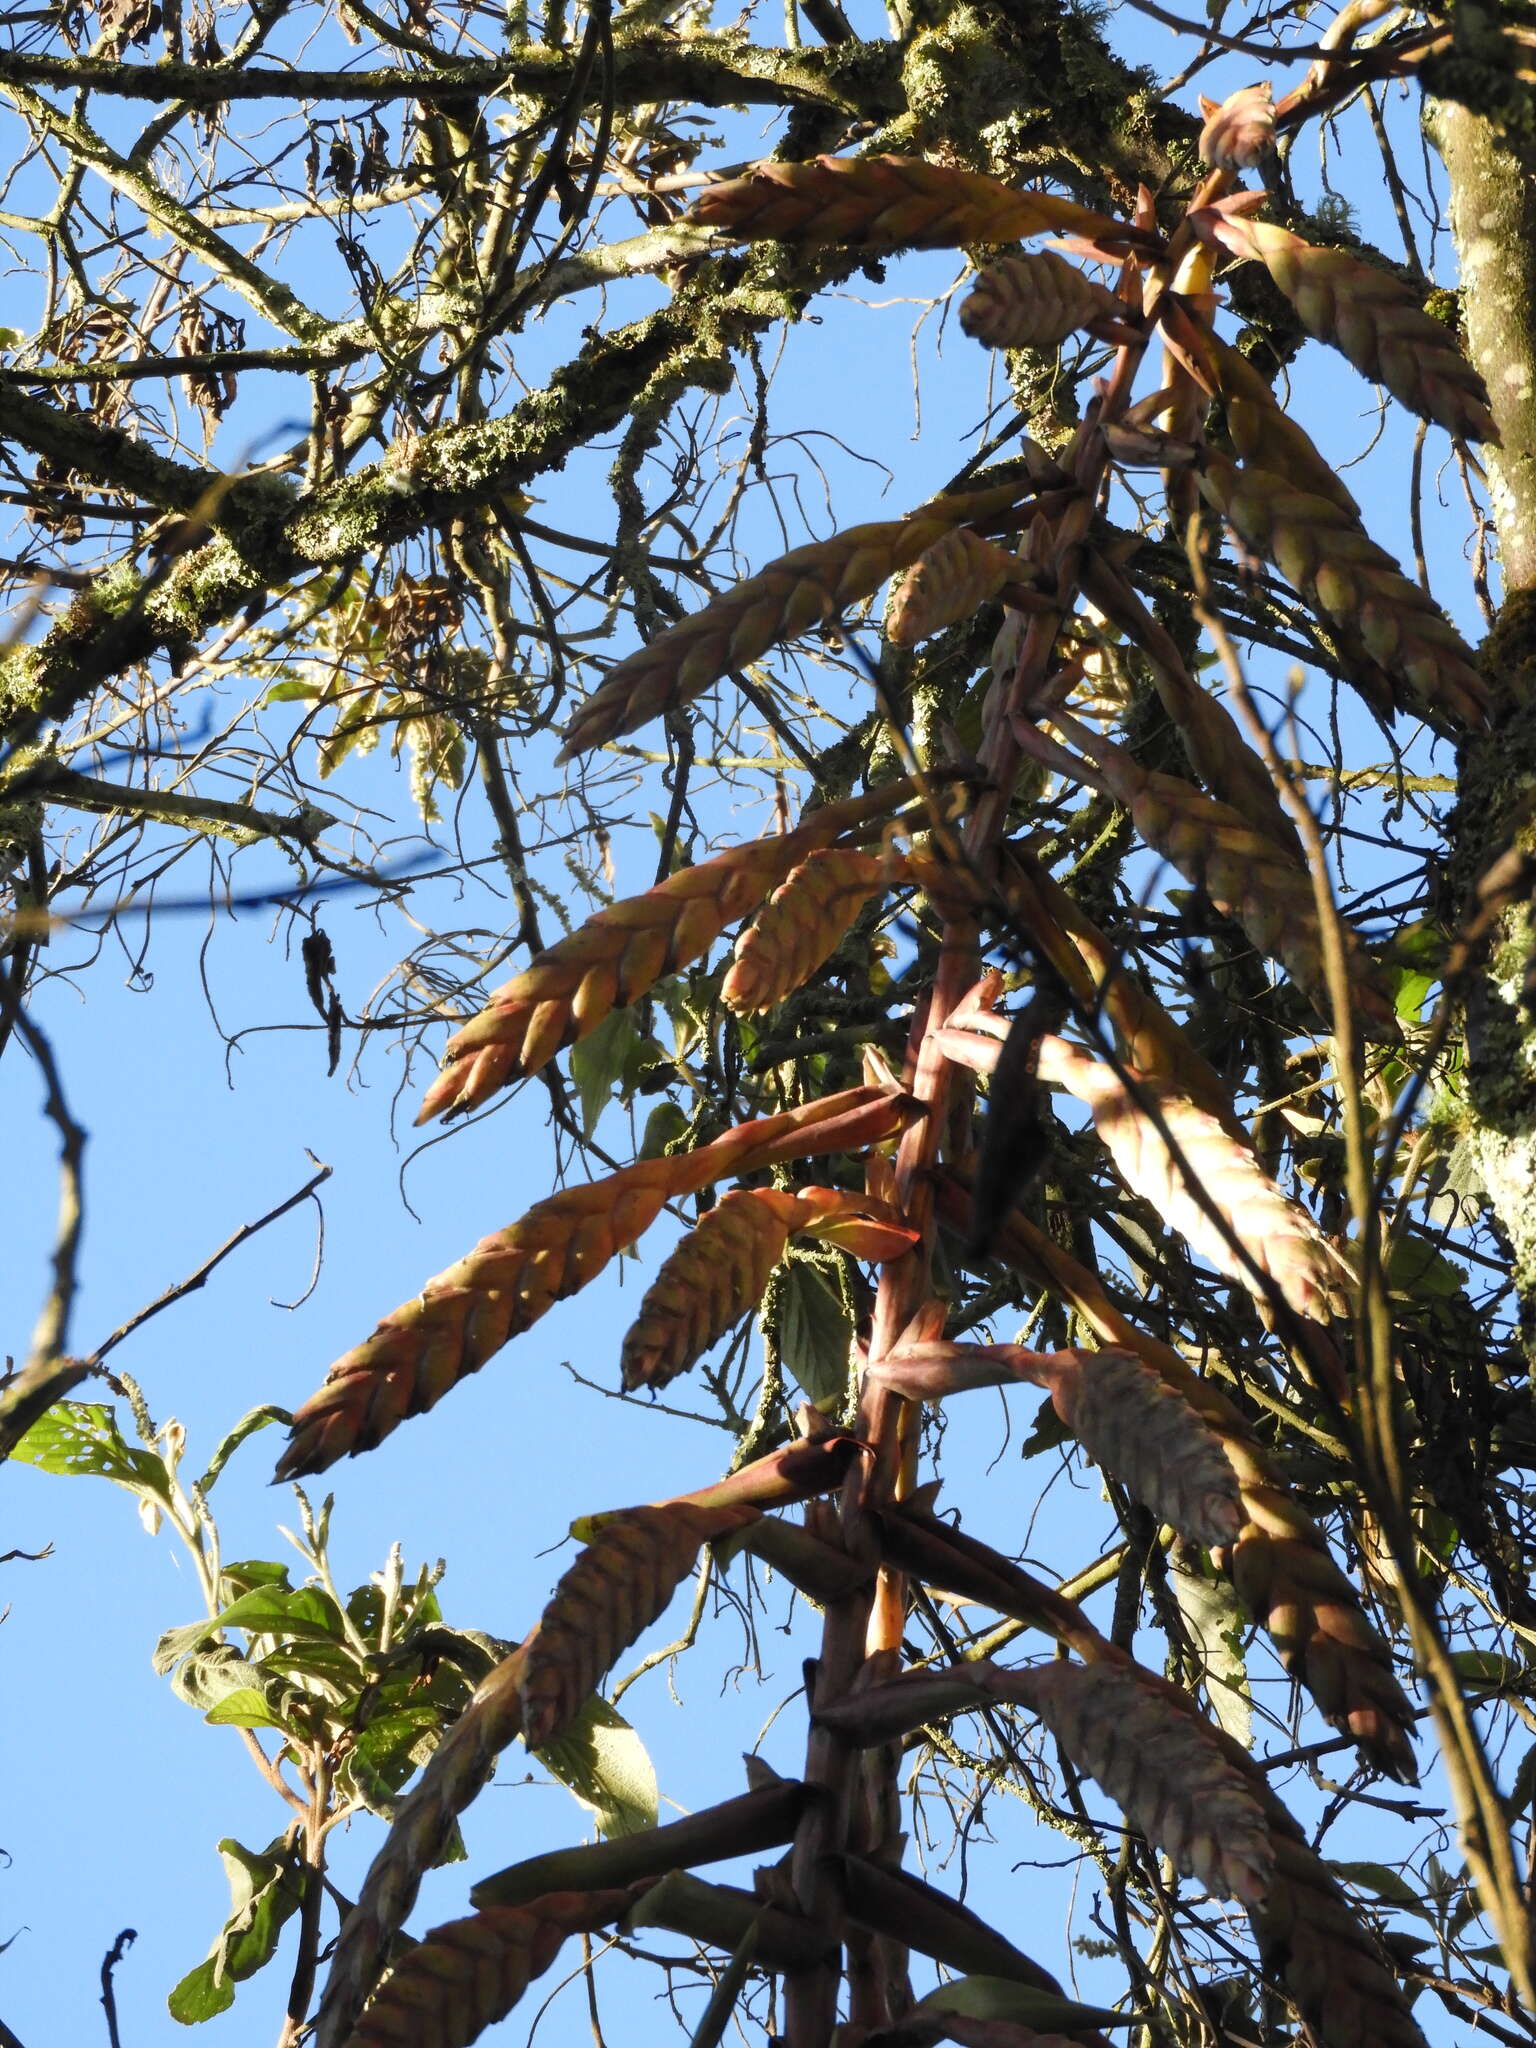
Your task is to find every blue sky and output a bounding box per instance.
[0,4,1494,2041]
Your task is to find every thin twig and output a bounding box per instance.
[98,1928,135,2048]
[90,1155,332,1369]
[0,1001,88,1457]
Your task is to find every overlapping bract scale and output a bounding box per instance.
[342,1890,634,2048]
[885,529,1026,647]
[687,154,1150,255]
[1256,1831,1429,2048]
[944,1194,1418,1780]
[316,1647,535,2048]
[1188,326,1359,516]
[987,1660,1274,1904]
[1049,1346,1246,1548]
[520,1501,761,1750]
[420,786,911,1120]
[1036,1033,1355,1322]
[522,1434,862,1748]
[871,1339,1244,1548]
[1100,748,1403,1036]
[959,249,1126,351]
[1209,212,1498,443]
[557,484,1022,759]
[1197,82,1275,169]
[722,846,888,1012]
[622,1186,916,1391]
[938,1019,1354,1321]
[1199,450,1489,732]
[278,1084,917,1477]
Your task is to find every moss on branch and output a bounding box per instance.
[0,302,690,735]
[0,35,899,112]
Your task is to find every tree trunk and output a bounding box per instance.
[1436,99,1536,1349]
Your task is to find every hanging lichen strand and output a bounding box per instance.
[266,61,1536,2048]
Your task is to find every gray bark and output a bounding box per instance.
[1436,102,1536,1345]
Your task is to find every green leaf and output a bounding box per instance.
[219,1561,292,1601]
[1329,1861,1437,1923]
[1451,1650,1522,1688]
[260,678,322,704]
[213,1585,346,1642]
[640,1101,691,1159]
[157,1584,344,1676]
[1170,1551,1252,1748]
[203,1687,287,1730]
[197,1408,289,1494]
[914,1976,1131,2030]
[1385,1233,1467,1302]
[155,1618,225,1678]
[570,1008,642,1137]
[1505,1741,1536,1821]
[11,1401,172,1500]
[168,1837,306,2024]
[771,1252,856,1410]
[317,686,381,777]
[171,1648,267,1713]
[540,1694,659,1839]
[256,1640,365,1697]
[344,1704,446,1814]
[1391,969,1435,1024]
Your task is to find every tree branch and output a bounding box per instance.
[0,1003,87,1459]
[8,766,339,850]
[0,36,892,113]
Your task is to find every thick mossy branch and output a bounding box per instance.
[0,307,684,734]
[0,376,232,515]
[0,34,900,110]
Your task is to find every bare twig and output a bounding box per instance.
[0,1003,87,1457]
[98,1928,135,2048]
[90,1155,332,1370]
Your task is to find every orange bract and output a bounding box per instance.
[1200,450,1490,732]
[280,1085,919,1477]
[722,847,888,1014]
[1210,213,1498,443]
[419,785,914,1121]
[688,153,1151,254]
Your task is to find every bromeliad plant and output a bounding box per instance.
[245,71,1532,2048]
